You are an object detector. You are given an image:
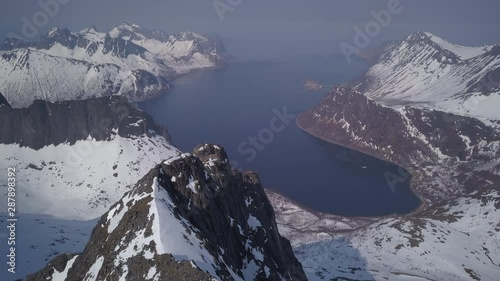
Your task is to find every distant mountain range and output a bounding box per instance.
[0,22,230,108]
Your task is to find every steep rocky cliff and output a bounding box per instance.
[0,95,179,220]
[27,144,307,281]
[0,95,169,150]
[297,86,500,205]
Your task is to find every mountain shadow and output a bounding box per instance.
[293,237,374,281]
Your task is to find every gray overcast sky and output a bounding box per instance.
[1,0,499,58]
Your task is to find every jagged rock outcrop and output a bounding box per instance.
[0,95,169,150]
[27,144,307,281]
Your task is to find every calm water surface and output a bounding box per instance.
[140,54,421,216]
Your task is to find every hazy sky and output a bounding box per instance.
[1,0,499,58]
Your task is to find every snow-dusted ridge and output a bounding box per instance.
[353,31,500,120]
[0,22,230,108]
[422,32,494,60]
[28,144,307,281]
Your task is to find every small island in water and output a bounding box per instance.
[304,79,324,91]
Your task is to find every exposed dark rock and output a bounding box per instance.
[0,92,11,108]
[28,144,307,281]
[297,86,500,205]
[0,96,170,150]
[102,34,147,58]
[26,254,77,281]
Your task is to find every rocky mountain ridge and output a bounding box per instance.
[27,144,307,281]
[0,95,179,220]
[0,93,169,150]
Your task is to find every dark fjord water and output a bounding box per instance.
[140,54,421,217]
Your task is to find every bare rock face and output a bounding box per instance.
[0,22,231,108]
[0,92,10,107]
[0,96,170,150]
[27,144,307,281]
[297,85,500,205]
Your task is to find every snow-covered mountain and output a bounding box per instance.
[352,31,500,120]
[0,94,306,280]
[298,86,500,206]
[271,186,500,281]
[295,32,500,280]
[0,22,230,108]
[27,144,307,281]
[0,94,179,220]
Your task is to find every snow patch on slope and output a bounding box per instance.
[424,32,493,60]
[0,134,178,220]
[276,189,500,281]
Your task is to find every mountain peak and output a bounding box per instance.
[402,31,495,60]
[117,20,142,30]
[405,31,432,41]
[43,27,73,39]
[108,21,147,40]
[79,25,99,34]
[28,144,307,280]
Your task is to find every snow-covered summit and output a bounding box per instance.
[353,31,500,119]
[425,31,493,59]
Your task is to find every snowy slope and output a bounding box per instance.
[0,134,178,220]
[0,214,96,281]
[273,188,500,281]
[0,48,170,108]
[353,31,500,119]
[0,22,229,107]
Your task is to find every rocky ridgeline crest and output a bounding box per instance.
[27,144,307,281]
[0,95,170,150]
